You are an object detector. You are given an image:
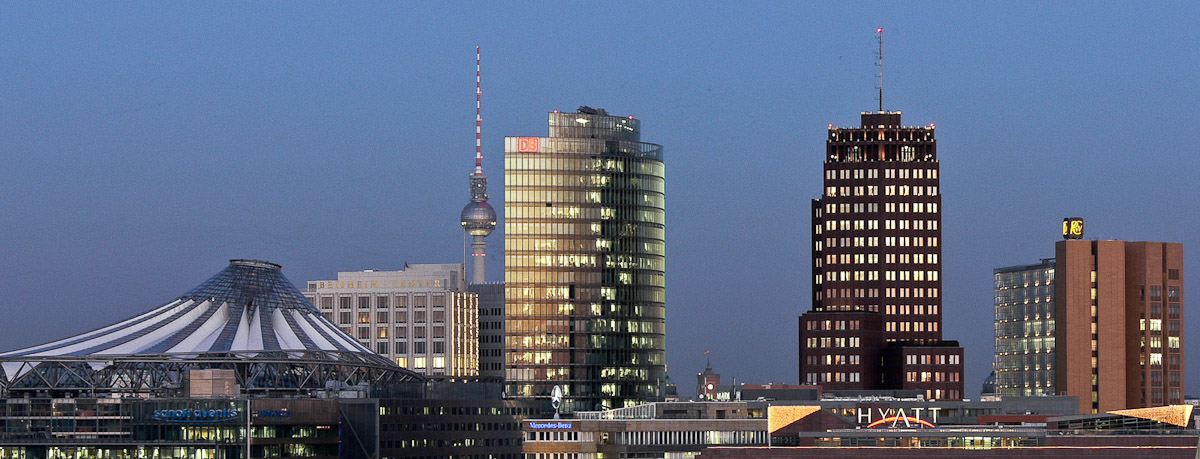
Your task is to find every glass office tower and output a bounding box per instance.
[504,107,665,411]
[993,259,1056,396]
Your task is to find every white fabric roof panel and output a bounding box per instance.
[0,260,379,360]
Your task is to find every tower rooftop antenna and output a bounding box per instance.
[875,27,884,112]
[475,46,483,174]
[461,46,496,284]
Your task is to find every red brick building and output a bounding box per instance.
[1055,240,1185,413]
[799,111,963,399]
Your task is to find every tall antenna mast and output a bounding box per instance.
[875,27,883,112]
[475,46,483,174]
[461,46,496,285]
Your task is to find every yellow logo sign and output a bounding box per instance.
[1062,217,1084,239]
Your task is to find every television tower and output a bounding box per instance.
[460,46,496,284]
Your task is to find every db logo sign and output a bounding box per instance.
[517,137,540,153]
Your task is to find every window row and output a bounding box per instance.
[904,353,961,365]
[821,287,939,299]
[824,253,940,265]
[329,310,448,324]
[823,270,940,282]
[804,354,862,365]
[885,304,940,315]
[331,323,450,340]
[804,337,861,348]
[393,356,448,370]
[375,341,450,355]
[823,236,939,248]
[824,185,940,198]
[885,321,940,332]
[806,319,863,331]
[906,371,960,383]
[804,372,861,384]
[825,202,940,215]
[825,168,938,181]
[312,294,450,310]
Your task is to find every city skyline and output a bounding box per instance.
[2,3,1199,397]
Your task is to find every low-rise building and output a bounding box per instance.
[303,263,479,377]
[522,402,769,458]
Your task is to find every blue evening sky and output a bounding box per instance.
[2,2,1198,397]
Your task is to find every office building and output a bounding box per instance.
[303,263,479,377]
[376,380,548,459]
[471,282,506,379]
[522,402,768,458]
[994,258,1056,397]
[1055,239,1184,413]
[504,106,666,411]
[799,111,963,400]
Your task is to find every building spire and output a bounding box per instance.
[461,46,496,285]
[475,46,483,174]
[875,27,884,112]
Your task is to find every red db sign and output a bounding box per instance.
[517,137,540,153]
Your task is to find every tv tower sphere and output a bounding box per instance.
[460,199,496,237]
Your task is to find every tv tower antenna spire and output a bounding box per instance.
[475,46,483,174]
[875,27,884,112]
[461,46,496,285]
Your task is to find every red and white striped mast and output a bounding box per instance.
[461,46,496,285]
[474,46,483,175]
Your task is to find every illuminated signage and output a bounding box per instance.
[315,279,440,289]
[857,407,939,428]
[517,137,541,153]
[255,408,292,421]
[866,416,936,428]
[529,421,572,429]
[153,408,239,423]
[1062,217,1084,240]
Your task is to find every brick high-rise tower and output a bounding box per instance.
[1055,239,1184,413]
[799,111,964,400]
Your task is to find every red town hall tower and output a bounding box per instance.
[799,111,964,400]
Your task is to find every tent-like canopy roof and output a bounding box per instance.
[0,259,419,394]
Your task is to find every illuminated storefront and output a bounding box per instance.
[521,402,767,459]
[0,397,360,459]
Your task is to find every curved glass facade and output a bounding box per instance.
[504,109,665,411]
